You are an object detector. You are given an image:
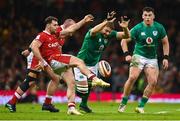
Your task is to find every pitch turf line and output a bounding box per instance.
[154,108,180,114]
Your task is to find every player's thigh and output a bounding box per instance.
[45,65,60,82]
[50,54,71,75]
[130,54,145,70]
[69,55,84,66]
[62,68,75,85]
[128,66,142,81]
[144,58,159,82]
[144,67,159,83]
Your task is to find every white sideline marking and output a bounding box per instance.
[154,111,168,114]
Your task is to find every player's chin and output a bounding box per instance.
[145,20,151,24]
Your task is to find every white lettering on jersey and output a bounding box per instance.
[48,42,59,48]
[141,32,146,36]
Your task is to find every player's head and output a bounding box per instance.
[142,7,155,26]
[44,16,59,34]
[101,22,114,38]
[63,19,76,29]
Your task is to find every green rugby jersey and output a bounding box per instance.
[130,21,167,59]
[77,29,117,66]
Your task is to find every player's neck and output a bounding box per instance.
[44,28,51,35]
[143,21,154,27]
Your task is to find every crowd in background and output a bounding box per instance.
[0,0,180,95]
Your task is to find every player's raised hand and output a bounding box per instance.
[83,14,94,23]
[107,11,116,21]
[118,16,130,28]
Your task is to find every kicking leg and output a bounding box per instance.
[70,56,110,87]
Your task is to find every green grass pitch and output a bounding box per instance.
[1,102,180,120]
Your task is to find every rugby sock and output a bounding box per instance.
[138,96,148,108]
[44,95,52,104]
[9,92,21,104]
[121,96,128,105]
[80,93,89,107]
[68,102,76,110]
[80,81,92,107]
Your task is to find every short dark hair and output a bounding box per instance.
[44,16,58,25]
[106,22,115,30]
[143,7,154,14]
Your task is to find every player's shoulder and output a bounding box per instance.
[35,31,49,40]
[135,22,144,28]
[131,22,143,30]
[153,21,164,28]
[85,28,100,38]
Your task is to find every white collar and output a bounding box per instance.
[43,30,51,35]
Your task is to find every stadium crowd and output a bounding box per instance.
[0,0,180,95]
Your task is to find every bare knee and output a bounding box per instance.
[148,78,157,87]
[128,75,138,83]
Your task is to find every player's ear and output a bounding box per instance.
[142,14,144,19]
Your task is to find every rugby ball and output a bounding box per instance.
[98,60,111,77]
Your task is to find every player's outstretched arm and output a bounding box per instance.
[60,14,94,37]
[90,11,116,36]
[117,16,130,39]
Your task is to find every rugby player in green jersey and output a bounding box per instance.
[118,7,169,113]
[74,11,130,113]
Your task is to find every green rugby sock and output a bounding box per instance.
[121,96,128,105]
[138,97,148,108]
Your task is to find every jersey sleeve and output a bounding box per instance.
[35,33,45,44]
[85,29,99,39]
[159,24,167,40]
